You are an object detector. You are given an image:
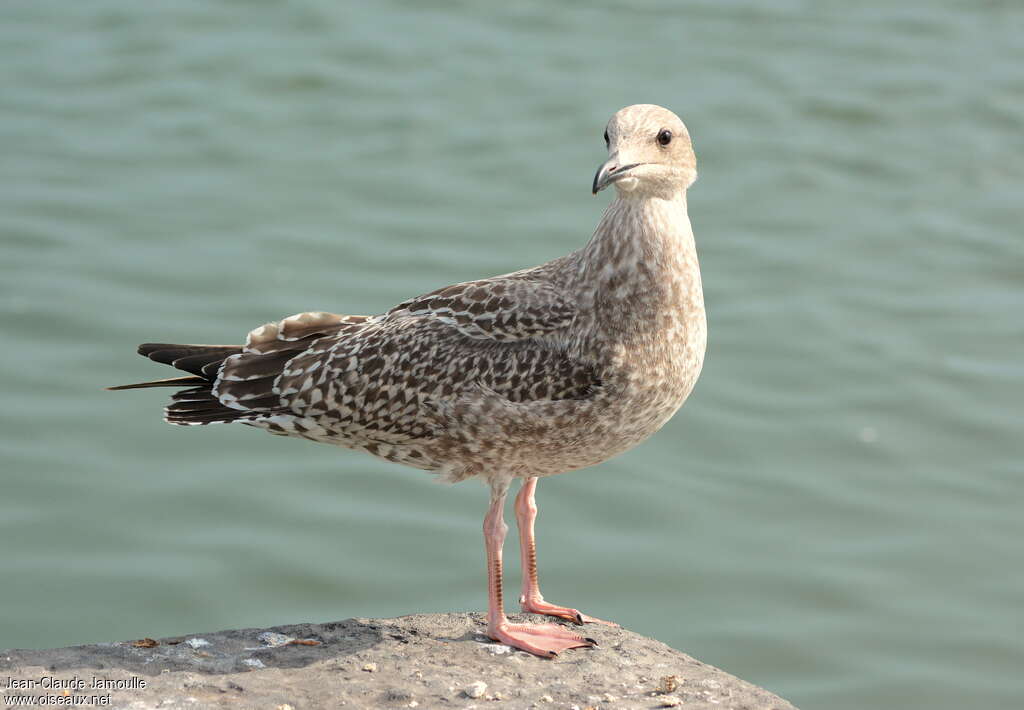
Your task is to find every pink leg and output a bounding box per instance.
[514,477,618,626]
[484,480,596,657]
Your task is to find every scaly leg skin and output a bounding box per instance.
[514,476,619,627]
[484,480,597,657]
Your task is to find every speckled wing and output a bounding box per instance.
[212,311,372,413]
[387,274,576,341]
[213,276,595,452]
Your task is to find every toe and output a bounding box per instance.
[490,622,597,657]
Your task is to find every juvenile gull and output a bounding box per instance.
[110,104,706,657]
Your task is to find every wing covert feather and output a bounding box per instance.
[212,279,593,445]
[275,317,598,442]
[387,276,575,341]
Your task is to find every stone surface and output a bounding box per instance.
[1,613,798,709]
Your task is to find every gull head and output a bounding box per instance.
[592,104,697,198]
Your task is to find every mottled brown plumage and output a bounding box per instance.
[112,104,706,657]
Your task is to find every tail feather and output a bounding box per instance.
[110,343,274,426]
[164,385,268,426]
[167,400,233,415]
[170,388,219,403]
[165,408,263,426]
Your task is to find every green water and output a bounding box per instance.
[1,2,1021,707]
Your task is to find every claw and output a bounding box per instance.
[520,597,618,627]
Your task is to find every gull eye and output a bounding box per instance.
[657,129,672,147]
[603,129,609,147]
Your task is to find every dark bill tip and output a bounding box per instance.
[592,161,643,195]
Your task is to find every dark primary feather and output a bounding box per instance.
[138,343,241,376]
[111,272,595,437]
[106,375,207,391]
[109,343,255,425]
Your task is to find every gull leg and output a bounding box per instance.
[514,476,618,626]
[484,479,596,657]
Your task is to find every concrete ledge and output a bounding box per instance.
[1,613,798,709]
